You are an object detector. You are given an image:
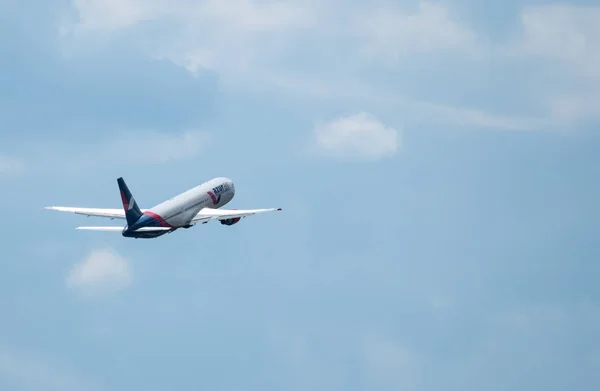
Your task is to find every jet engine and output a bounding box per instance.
[220,217,241,226]
[220,208,240,226]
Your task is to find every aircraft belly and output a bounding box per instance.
[167,208,200,226]
[151,196,209,227]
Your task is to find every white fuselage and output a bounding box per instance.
[153,177,234,226]
[127,177,235,233]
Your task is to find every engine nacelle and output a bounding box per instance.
[220,217,241,226]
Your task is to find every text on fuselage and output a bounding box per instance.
[212,183,230,194]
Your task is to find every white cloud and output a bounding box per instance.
[241,73,543,131]
[504,5,600,122]
[60,0,532,131]
[66,0,474,75]
[313,112,398,159]
[68,0,313,74]
[407,99,546,131]
[515,5,600,79]
[62,1,600,127]
[358,2,478,65]
[67,248,132,297]
[72,0,310,33]
[71,0,160,31]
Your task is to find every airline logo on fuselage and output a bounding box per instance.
[212,183,229,194]
[207,183,230,205]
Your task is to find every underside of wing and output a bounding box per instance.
[45,206,147,219]
[191,207,282,223]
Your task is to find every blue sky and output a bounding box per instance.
[1,0,599,390]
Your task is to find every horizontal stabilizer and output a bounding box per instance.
[75,226,171,232]
[76,226,124,231]
[132,227,171,232]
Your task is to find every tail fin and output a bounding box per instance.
[117,177,143,226]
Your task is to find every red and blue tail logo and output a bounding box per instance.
[120,190,138,211]
[117,177,143,225]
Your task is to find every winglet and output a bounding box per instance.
[117,177,143,226]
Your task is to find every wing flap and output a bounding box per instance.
[191,207,282,223]
[45,206,148,219]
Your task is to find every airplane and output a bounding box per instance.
[45,176,282,239]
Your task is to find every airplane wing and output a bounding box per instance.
[44,206,147,219]
[76,226,124,231]
[190,207,282,223]
[76,226,171,232]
